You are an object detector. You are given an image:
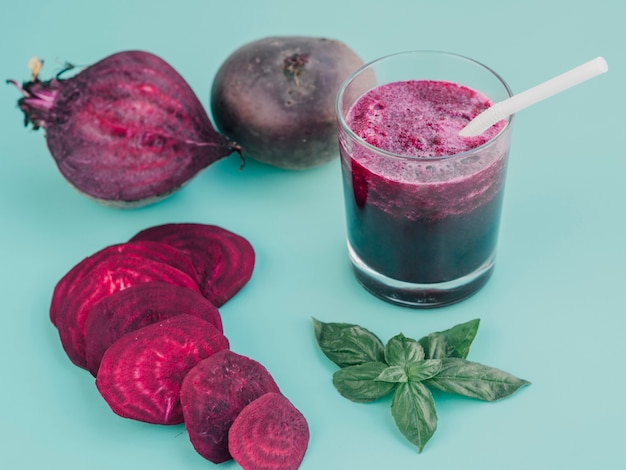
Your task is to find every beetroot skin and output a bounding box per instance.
[84,282,222,376]
[9,51,239,207]
[180,350,281,463]
[211,36,365,169]
[55,254,201,369]
[229,393,310,470]
[96,314,229,425]
[130,223,255,306]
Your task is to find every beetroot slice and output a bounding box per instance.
[130,223,255,306]
[180,350,280,463]
[49,240,198,326]
[229,393,310,470]
[84,281,223,376]
[55,255,201,369]
[95,314,229,425]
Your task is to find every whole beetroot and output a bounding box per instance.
[211,36,365,170]
[9,51,240,207]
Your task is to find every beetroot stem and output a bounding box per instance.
[232,143,246,169]
[7,78,59,129]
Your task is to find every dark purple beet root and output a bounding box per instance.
[211,36,365,169]
[8,51,239,207]
[229,393,309,470]
[84,282,223,376]
[96,314,229,425]
[130,223,255,306]
[55,255,201,369]
[180,350,281,463]
[50,240,199,326]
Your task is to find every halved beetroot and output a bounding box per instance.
[84,282,223,376]
[229,392,309,470]
[180,350,280,463]
[129,223,255,306]
[55,255,201,369]
[49,240,198,326]
[95,314,229,425]
[9,51,239,207]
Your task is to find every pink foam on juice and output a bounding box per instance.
[348,80,502,157]
[340,79,511,285]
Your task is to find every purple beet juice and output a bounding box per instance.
[339,79,512,306]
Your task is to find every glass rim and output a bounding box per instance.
[335,49,514,162]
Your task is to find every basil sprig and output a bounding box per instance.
[313,318,529,453]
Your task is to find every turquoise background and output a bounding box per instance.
[1,1,623,468]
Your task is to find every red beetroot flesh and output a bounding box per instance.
[180,350,281,463]
[84,282,223,376]
[229,393,310,470]
[50,240,198,326]
[96,314,229,425]
[130,223,255,306]
[55,255,201,369]
[10,51,238,207]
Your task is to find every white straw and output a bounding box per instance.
[459,56,608,137]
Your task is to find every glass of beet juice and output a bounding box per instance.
[336,50,514,308]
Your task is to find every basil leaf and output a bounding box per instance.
[385,333,425,367]
[332,362,397,402]
[406,359,442,382]
[418,318,480,359]
[375,365,407,383]
[313,318,385,368]
[391,381,438,453]
[425,358,530,401]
